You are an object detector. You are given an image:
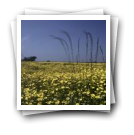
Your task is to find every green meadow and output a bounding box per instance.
[21,62,106,105]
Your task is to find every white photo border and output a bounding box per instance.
[17,15,110,110]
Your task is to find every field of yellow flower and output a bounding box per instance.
[21,62,106,105]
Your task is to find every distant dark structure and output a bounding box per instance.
[46,60,50,62]
[22,56,37,61]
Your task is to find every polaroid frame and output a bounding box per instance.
[17,15,110,110]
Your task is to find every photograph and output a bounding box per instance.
[17,15,110,110]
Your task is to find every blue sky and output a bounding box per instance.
[21,20,106,62]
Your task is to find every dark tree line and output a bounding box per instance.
[22,56,37,61]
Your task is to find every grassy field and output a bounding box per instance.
[21,61,106,105]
